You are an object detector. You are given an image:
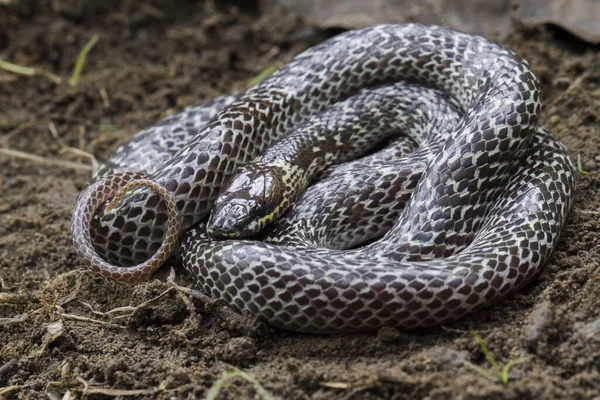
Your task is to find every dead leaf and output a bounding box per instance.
[517,0,600,44]
[261,0,513,39]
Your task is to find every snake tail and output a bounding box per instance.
[72,174,180,280]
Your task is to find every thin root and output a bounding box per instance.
[0,147,93,171]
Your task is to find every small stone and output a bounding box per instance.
[576,319,600,338]
[549,115,560,125]
[432,346,468,368]
[571,268,588,284]
[523,300,554,351]
[104,358,128,383]
[223,336,257,364]
[377,326,401,342]
[0,359,18,384]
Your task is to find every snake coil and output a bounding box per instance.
[72,24,575,333]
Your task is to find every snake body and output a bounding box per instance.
[207,83,461,239]
[72,24,575,333]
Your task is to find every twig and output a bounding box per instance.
[30,320,65,358]
[51,270,86,306]
[0,385,25,396]
[340,383,383,400]
[1,118,37,143]
[78,125,85,158]
[167,268,199,322]
[83,387,156,396]
[548,71,590,108]
[167,270,214,304]
[76,376,89,392]
[0,292,29,304]
[59,312,124,328]
[86,129,123,150]
[166,272,255,332]
[0,308,43,326]
[58,147,99,171]
[99,87,111,107]
[321,381,350,389]
[136,3,166,19]
[69,34,99,87]
[48,121,68,148]
[79,301,136,317]
[573,207,600,215]
[440,325,494,334]
[69,376,197,397]
[0,313,30,325]
[0,147,93,171]
[79,287,175,320]
[56,305,125,329]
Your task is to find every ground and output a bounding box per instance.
[1,1,599,399]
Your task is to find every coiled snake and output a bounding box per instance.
[72,24,575,333]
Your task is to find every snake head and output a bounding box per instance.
[207,164,287,239]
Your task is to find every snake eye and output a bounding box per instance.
[252,202,269,218]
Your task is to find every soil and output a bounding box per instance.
[1,1,599,399]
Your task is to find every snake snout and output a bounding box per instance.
[207,201,258,239]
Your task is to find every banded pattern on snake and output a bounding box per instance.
[72,24,575,333]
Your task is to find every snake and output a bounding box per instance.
[71,24,576,333]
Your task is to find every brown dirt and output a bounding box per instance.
[1,1,599,399]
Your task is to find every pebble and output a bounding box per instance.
[523,300,555,351]
[223,336,257,364]
[575,319,600,338]
[377,326,401,342]
[432,346,468,368]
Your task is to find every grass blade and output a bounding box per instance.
[69,34,100,87]
[0,59,36,75]
[248,66,277,87]
[577,154,591,175]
